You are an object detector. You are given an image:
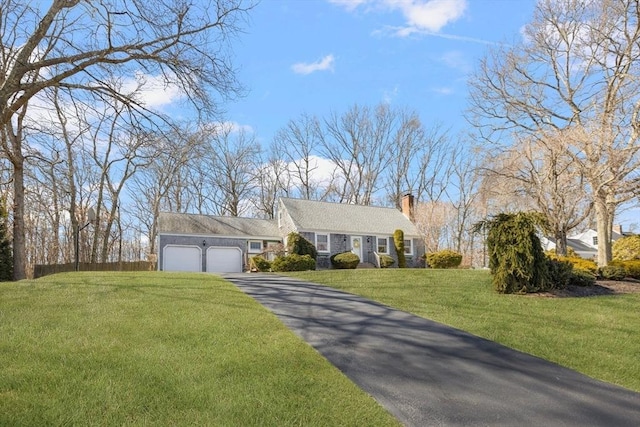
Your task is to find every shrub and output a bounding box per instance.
[613,235,640,261]
[379,254,395,268]
[271,254,316,272]
[546,257,573,289]
[330,252,360,269]
[546,247,578,257]
[548,253,598,274]
[426,250,463,269]
[569,269,597,287]
[249,256,271,272]
[598,265,627,281]
[610,260,640,279]
[474,212,550,294]
[287,232,318,260]
[393,229,406,268]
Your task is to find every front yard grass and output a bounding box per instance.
[287,269,640,393]
[0,272,399,426]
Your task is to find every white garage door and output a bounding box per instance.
[164,245,201,272]
[206,247,243,273]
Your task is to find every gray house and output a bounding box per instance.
[158,194,425,273]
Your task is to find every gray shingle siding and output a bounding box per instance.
[159,197,426,271]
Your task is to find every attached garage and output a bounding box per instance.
[206,247,243,273]
[163,245,202,272]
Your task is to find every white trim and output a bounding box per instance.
[158,232,282,241]
[163,244,202,272]
[206,246,243,273]
[248,240,263,253]
[315,233,330,253]
[351,236,363,260]
[403,239,413,256]
[376,236,389,254]
[296,229,420,239]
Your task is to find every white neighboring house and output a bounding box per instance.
[540,225,632,259]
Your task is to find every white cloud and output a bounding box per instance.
[203,120,255,135]
[330,0,467,35]
[431,86,453,95]
[439,50,472,73]
[327,0,368,11]
[402,0,467,32]
[122,71,184,108]
[292,54,335,75]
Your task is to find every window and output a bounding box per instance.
[377,237,389,254]
[248,241,263,253]
[316,234,329,252]
[404,239,413,255]
[592,236,598,246]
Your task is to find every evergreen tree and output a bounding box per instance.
[475,212,549,293]
[393,229,406,268]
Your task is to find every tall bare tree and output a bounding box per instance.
[129,129,200,259]
[0,0,251,278]
[482,131,592,256]
[202,123,260,216]
[468,0,640,266]
[272,114,329,200]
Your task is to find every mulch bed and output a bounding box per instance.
[532,279,640,298]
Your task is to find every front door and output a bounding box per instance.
[350,236,363,261]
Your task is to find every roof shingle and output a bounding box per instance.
[280,197,420,236]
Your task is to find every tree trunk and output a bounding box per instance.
[594,198,612,267]
[554,228,568,257]
[12,158,26,280]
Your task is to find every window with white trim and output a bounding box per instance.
[592,236,598,246]
[316,234,329,252]
[377,237,389,254]
[404,239,413,255]
[248,240,263,253]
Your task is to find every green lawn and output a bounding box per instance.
[287,269,640,392]
[0,272,399,427]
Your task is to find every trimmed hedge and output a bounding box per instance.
[271,254,316,272]
[330,252,360,269]
[426,250,463,269]
[610,260,640,279]
[379,254,395,268]
[287,232,318,260]
[570,269,597,287]
[547,254,598,274]
[546,257,573,289]
[249,256,271,272]
[598,265,627,281]
[613,235,640,261]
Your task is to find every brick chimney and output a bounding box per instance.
[401,193,414,221]
[613,224,623,236]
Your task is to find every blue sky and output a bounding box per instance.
[226,0,537,143]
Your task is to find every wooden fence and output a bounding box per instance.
[33,261,155,279]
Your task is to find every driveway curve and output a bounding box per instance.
[223,273,640,427]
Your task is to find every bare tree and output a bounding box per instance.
[0,0,251,278]
[272,114,330,200]
[482,131,592,256]
[252,156,290,219]
[201,123,260,217]
[320,104,401,205]
[129,129,203,258]
[468,0,640,266]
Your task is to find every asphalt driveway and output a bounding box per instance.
[223,273,640,427]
